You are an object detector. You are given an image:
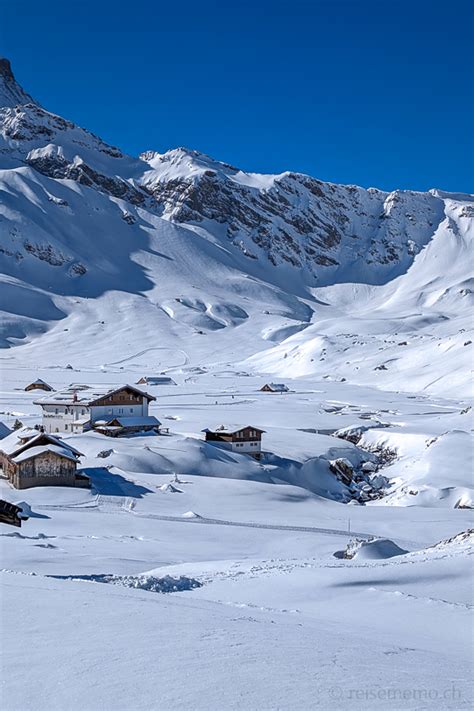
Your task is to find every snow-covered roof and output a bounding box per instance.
[71,417,91,425]
[12,444,79,464]
[0,428,40,455]
[33,383,155,406]
[202,424,265,434]
[0,421,11,440]
[25,378,54,390]
[137,377,177,385]
[263,383,289,391]
[0,428,83,458]
[104,416,161,427]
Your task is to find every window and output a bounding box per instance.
[130,408,133,413]
[65,424,68,430]
[55,408,58,415]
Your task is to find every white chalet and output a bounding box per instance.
[34,384,156,434]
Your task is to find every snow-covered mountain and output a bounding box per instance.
[2,57,474,711]
[0,58,472,396]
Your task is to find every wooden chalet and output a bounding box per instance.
[25,379,54,392]
[203,425,265,458]
[0,429,88,490]
[260,383,289,393]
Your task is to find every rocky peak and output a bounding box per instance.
[0,57,38,108]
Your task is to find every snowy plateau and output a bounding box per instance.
[0,57,473,710]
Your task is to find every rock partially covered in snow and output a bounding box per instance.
[329,458,354,484]
[160,483,183,493]
[97,449,114,459]
[334,421,390,444]
[337,537,408,560]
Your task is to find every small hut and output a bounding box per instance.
[136,376,177,386]
[0,429,88,490]
[25,379,54,392]
[260,383,289,393]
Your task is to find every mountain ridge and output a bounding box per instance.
[0,58,472,397]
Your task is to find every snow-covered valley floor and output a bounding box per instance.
[1,363,473,710]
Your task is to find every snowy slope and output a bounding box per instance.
[245,195,474,397]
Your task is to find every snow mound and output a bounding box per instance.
[337,537,408,560]
[13,501,32,519]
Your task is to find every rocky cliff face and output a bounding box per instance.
[0,58,37,107]
[140,148,444,283]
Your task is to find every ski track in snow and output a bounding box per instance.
[34,494,374,540]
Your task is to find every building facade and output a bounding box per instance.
[0,429,87,489]
[203,425,265,458]
[34,384,156,434]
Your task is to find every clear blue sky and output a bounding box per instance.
[1,0,472,192]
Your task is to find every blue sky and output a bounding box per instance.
[1,0,472,192]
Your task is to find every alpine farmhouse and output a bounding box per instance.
[25,378,54,392]
[203,425,265,459]
[34,384,156,434]
[0,428,87,489]
[260,383,289,393]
